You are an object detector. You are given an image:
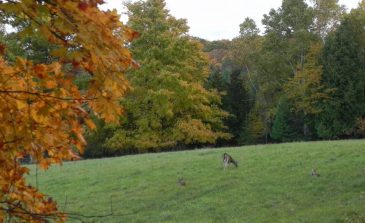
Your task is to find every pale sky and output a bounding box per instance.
[100,0,361,40]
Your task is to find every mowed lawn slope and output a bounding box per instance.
[28,140,365,223]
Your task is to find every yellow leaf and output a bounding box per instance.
[85,118,96,130]
[39,159,50,170]
[15,100,27,110]
[76,132,87,145]
[33,64,48,78]
[45,80,57,88]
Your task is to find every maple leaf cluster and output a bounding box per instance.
[0,0,137,221]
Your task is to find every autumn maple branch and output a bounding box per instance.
[0,90,96,101]
[0,203,61,222]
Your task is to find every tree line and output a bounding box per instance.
[205,0,365,145]
[1,0,365,159]
[85,0,365,157]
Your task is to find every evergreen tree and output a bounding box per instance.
[271,99,298,142]
[204,32,257,145]
[317,8,365,138]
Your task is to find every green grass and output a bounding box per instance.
[27,140,365,223]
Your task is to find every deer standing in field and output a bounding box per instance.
[223,153,238,170]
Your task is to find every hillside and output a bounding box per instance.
[28,140,365,223]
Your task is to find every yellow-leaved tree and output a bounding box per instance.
[0,0,137,222]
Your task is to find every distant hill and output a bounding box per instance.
[194,37,231,66]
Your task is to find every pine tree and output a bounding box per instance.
[316,8,365,138]
[271,99,298,142]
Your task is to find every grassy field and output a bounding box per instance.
[27,140,365,223]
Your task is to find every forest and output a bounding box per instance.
[82,0,365,157]
[0,0,365,221]
[1,0,365,158]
